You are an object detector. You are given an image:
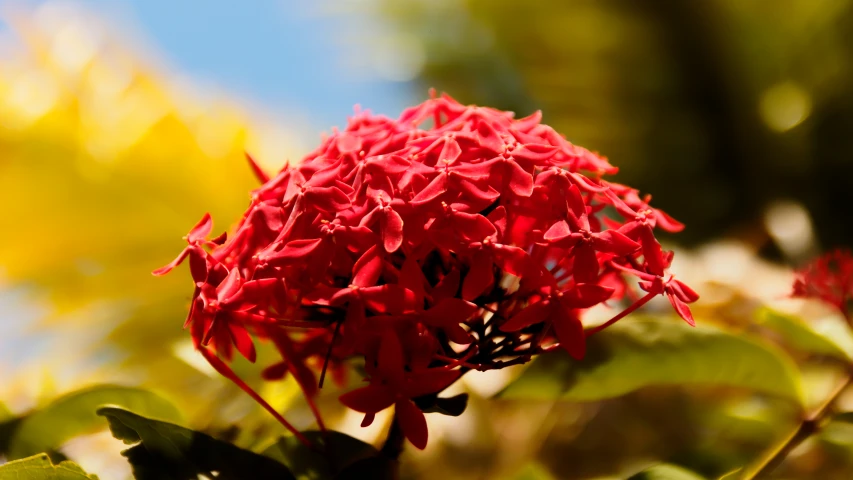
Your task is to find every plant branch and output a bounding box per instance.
[741,373,852,479]
[381,415,406,460]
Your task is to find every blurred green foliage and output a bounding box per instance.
[757,308,853,361]
[381,0,853,250]
[6,386,181,461]
[628,464,705,480]
[0,454,98,480]
[501,318,803,404]
[98,407,296,480]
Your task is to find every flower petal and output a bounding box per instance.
[506,159,534,197]
[360,412,376,428]
[439,137,462,163]
[668,292,696,326]
[405,368,461,398]
[512,143,557,164]
[432,269,461,301]
[671,279,700,303]
[655,208,685,232]
[352,245,383,288]
[266,238,325,265]
[487,206,508,238]
[339,385,397,414]
[592,229,640,256]
[396,399,428,450]
[566,184,587,220]
[336,132,363,154]
[543,220,572,243]
[152,248,189,276]
[217,267,242,302]
[261,361,290,381]
[187,213,213,243]
[228,321,257,363]
[562,283,614,309]
[501,300,552,332]
[462,250,494,300]
[378,331,405,382]
[399,256,427,309]
[306,186,351,212]
[493,244,531,277]
[360,285,418,314]
[476,120,504,153]
[639,226,667,276]
[553,304,585,360]
[423,298,478,324]
[453,211,497,242]
[572,243,600,284]
[245,152,270,183]
[410,173,447,205]
[188,247,209,283]
[381,208,404,253]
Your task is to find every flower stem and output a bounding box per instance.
[585,291,657,337]
[741,373,852,479]
[381,415,406,460]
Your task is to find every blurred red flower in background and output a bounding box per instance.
[793,249,853,321]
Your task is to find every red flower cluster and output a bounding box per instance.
[792,249,853,321]
[156,93,697,449]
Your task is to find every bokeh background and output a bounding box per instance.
[1,0,853,478]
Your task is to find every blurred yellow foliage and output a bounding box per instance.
[0,3,303,417]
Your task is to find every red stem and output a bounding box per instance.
[263,325,328,432]
[199,347,313,447]
[585,291,657,337]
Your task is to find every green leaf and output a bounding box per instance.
[628,463,705,480]
[500,319,804,405]
[263,430,379,479]
[0,453,98,480]
[431,393,469,416]
[0,403,20,457]
[757,308,853,361]
[7,385,182,460]
[0,418,25,459]
[417,393,469,417]
[832,412,853,424]
[97,407,295,480]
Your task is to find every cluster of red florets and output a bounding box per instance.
[155,93,697,449]
[793,249,853,321]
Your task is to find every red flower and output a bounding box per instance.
[792,249,853,321]
[609,259,699,326]
[339,333,458,449]
[502,283,615,359]
[156,91,697,449]
[543,185,639,283]
[358,190,406,253]
[153,213,224,282]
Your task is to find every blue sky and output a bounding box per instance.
[73,0,417,132]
